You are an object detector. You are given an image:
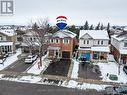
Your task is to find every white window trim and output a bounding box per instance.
[63,39,69,44]
[55,39,59,44]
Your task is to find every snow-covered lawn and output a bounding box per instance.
[62,80,109,91]
[27,54,51,75]
[96,62,127,83]
[71,59,80,79]
[0,49,22,70]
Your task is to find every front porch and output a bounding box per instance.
[47,46,61,59]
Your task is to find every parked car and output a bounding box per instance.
[104,85,127,95]
[0,58,5,64]
[123,66,127,75]
[25,55,38,64]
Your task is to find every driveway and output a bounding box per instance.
[3,57,33,73]
[78,63,102,80]
[43,59,71,76]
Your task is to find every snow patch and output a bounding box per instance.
[96,62,127,83]
[71,59,80,79]
[0,49,22,70]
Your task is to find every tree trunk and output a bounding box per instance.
[39,47,42,67]
[40,56,42,67]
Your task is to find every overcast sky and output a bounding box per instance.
[0,0,127,26]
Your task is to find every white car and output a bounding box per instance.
[0,58,5,64]
[25,55,38,64]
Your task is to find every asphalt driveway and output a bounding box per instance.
[43,59,71,76]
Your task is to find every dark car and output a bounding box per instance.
[123,66,127,75]
[104,85,127,95]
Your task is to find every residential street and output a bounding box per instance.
[0,80,104,95]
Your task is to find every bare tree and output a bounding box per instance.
[30,19,49,67]
[23,32,35,54]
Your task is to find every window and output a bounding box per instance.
[84,40,86,44]
[0,36,2,41]
[98,41,100,44]
[50,39,54,43]
[124,43,127,47]
[63,39,69,44]
[34,38,36,41]
[101,41,103,45]
[30,37,32,41]
[87,40,89,44]
[56,39,59,43]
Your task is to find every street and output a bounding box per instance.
[0,80,104,95]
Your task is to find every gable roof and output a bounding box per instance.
[80,33,93,39]
[0,29,16,36]
[52,29,76,38]
[79,30,109,40]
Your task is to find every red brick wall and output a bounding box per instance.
[111,45,127,64]
[49,38,75,52]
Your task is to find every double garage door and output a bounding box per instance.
[62,51,70,59]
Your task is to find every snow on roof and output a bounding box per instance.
[79,30,109,40]
[0,42,13,46]
[0,29,15,36]
[111,35,126,41]
[91,46,110,52]
[124,27,127,31]
[120,49,127,55]
[52,29,76,38]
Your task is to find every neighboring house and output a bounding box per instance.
[111,32,127,64]
[78,30,110,62]
[47,30,77,59]
[21,30,51,53]
[0,29,16,54]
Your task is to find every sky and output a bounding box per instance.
[0,0,127,26]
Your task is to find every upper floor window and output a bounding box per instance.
[50,39,54,43]
[87,40,89,44]
[84,40,86,44]
[98,41,100,45]
[30,37,32,41]
[33,38,36,41]
[101,41,103,45]
[124,42,127,47]
[56,39,59,43]
[84,40,89,44]
[0,36,2,41]
[63,38,69,44]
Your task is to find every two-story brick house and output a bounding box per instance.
[0,29,16,54]
[78,30,110,62]
[47,30,77,59]
[111,32,127,64]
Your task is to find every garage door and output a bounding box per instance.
[62,51,70,59]
[81,53,90,61]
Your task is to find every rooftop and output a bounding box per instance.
[79,30,109,40]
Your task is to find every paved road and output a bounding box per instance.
[3,58,33,72]
[0,80,104,95]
